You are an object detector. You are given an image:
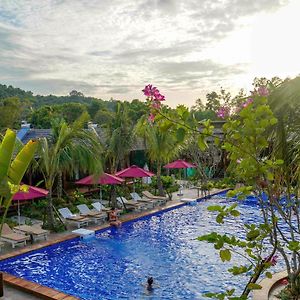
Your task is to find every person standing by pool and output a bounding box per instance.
[108,207,122,227]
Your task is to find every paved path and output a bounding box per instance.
[2,285,40,299]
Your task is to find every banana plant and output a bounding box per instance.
[0,129,38,233]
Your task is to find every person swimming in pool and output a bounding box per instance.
[146,277,154,291]
[143,276,159,296]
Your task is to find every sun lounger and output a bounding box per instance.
[92,202,111,212]
[58,207,91,228]
[13,225,49,241]
[77,204,107,224]
[130,192,157,208]
[142,191,168,204]
[117,197,145,211]
[1,223,30,248]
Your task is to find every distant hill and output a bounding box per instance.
[0,83,148,128]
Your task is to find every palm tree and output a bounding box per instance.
[104,103,134,173]
[38,113,103,230]
[135,117,180,196]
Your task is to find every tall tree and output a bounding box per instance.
[105,103,134,173]
[135,116,180,196]
[37,113,103,229]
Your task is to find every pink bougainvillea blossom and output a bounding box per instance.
[217,106,230,119]
[143,84,166,122]
[148,113,155,122]
[151,101,161,109]
[155,93,165,101]
[142,84,154,97]
[270,255,278,266]
[264,254,278,266]
[257,86,269,97]
[142,84,165,101]
[242,98,253,108]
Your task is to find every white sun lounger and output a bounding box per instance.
[142,191,167,205]
[77,204,107,224]
[92,202,111,212]
[130,192,157,208]
[58,207,91,228]
[116,197,145,211]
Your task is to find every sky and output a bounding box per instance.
[0,0,299,107]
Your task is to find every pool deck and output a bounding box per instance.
[0,188,226,300]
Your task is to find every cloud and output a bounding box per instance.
[0,0,290,105]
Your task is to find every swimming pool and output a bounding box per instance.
[0,193,281,299]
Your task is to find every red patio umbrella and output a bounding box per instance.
[164,159,196,169]
[76,173,124,185]
[116,165,155,178]
[75,173,124,201]
[164,159,196,196]
[116,165,155,191]
[13,185,49,226]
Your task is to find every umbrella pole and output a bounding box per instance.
[18,200,21,227]
[178,169,183,196]
[99,186,103,203]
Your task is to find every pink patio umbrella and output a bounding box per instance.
[75,173,124,201]
[116,165,155,192]
[164,159,196,195]
[164,159,196,169]
[13,185,49,226]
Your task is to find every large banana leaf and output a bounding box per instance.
[8,139,38,185]
[0,129,16,183]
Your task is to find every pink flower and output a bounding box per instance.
[270,255,278,266]
[142,84,153,97]
[236,159,242,164]
[143,84,165,121]
[264,254,278,266]
[151,101,161,109]
[258,86,269,97]
[148,113,155,122]
[242,98,253,108]
[155,93,165,101]
[217,106,230,119]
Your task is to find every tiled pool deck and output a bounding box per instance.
[0,188,225,299]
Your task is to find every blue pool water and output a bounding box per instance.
[0,193,281,299]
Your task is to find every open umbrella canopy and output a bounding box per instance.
[116,165,155,178]
[164,159,196,169]
[76,173,124,185]
[13,185,49,201]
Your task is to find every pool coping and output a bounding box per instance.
[0,189,228,299]
[253,270,287,300]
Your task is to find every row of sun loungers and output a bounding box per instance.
[58,191,168,228]
[0,192,168,249]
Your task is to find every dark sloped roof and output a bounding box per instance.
[21,129,52,144]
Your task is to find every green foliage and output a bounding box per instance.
[0,129,37,231]
[0,97,27,130]
[37,114,103,229]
